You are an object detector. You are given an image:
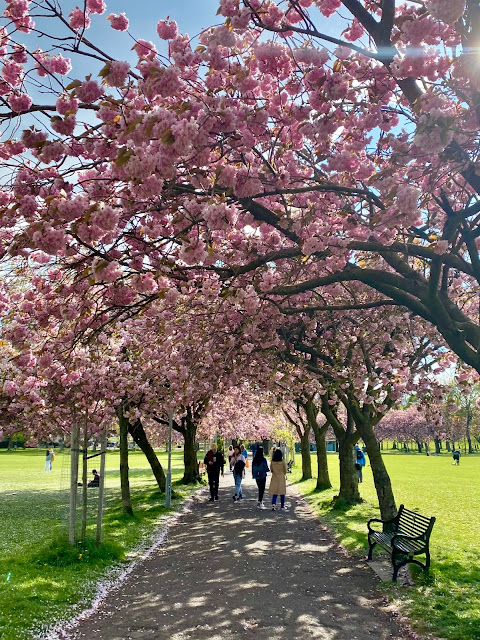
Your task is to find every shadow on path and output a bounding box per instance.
[65,472,407,640]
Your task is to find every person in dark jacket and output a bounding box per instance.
[251,446,269,508]
[87,469,101,487]
[204,444,225,501]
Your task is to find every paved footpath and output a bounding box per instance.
[64,471,412,640]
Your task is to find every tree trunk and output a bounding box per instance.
[182,412,200,484]
[118,405,134,516]
[446,440,451,452]
[320,395,360,503]
[300,431,312,480]
[358,422,397,521]
[416,440,423,453]
[337,437,361,504]
[434,438,441,455]
[312,423,331,490]
[129,419,166,491]
[466,415,474,454]
[305,399,331,491]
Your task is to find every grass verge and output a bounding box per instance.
[0,449,201,639]
[291,451,480,640]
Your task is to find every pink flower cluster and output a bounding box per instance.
[8,92,32,112]
[103,60,130,87]
[108,13,129,31]
[56,95,79,115]
[133,39,158,61]
[32,224,66,255]
[76,79,103,103]
[69,7,91,30]
[2,60,23,86]
[131,273,158,295]
[156,19,178,40]
[315,0,341,18]
[425,0,465,25]
[93,259,123,283]
[35,53,72,77]
[86,0,106,15]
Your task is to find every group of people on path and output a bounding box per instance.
[204,443,288,511]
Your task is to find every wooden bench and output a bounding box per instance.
[367,504,436,582]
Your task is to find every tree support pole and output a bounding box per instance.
[69,424,80,546]
[96,429,107,546]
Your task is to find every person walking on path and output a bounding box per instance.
[268,448,287,511]
[231,445,245,501]
[251,446,269,508]
[227,444,234,471]
[44,449,55,471]
[204,443,225,501]
[355,445,366,482]
[67,470,409,640]
[452,449,461,465]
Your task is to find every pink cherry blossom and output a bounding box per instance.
[75,79,103,103]
[156,19,178,40]
[86,0,106,15]
[69,7,91,30]
[8,92,32,112]
[108,13,129,31]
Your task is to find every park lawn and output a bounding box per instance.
[291,451,480,640]
[0,448,196,640]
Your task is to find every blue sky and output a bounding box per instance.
[84,1,224,61]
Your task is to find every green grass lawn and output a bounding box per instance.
[291,451,480,640]
[0,448,196,640]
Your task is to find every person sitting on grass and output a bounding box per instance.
[87,469,100,487]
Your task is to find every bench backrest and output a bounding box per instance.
[397,504,436,539]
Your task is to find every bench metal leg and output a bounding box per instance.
[367,539,376,561]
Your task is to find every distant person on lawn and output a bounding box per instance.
[268,448,288,511]
[355,445,366,482]
[204,444,225,502]
[88,469,101,487]
[44,449,55,471]
[452,449,461,465]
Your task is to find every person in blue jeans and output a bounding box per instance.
[252,446,269,508]
[231,446,245,501]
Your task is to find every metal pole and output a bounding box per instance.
[165,409,173,507]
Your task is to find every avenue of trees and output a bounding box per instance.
[2,0,480,532]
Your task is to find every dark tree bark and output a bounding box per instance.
[321,395,360,504]
[299,430,312,480]
[128,419,166,491]
[182,407,200,484]
[283,401,312,480]
[117,404,134,516]
[355,416,397,521]
[304,397,331,491]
